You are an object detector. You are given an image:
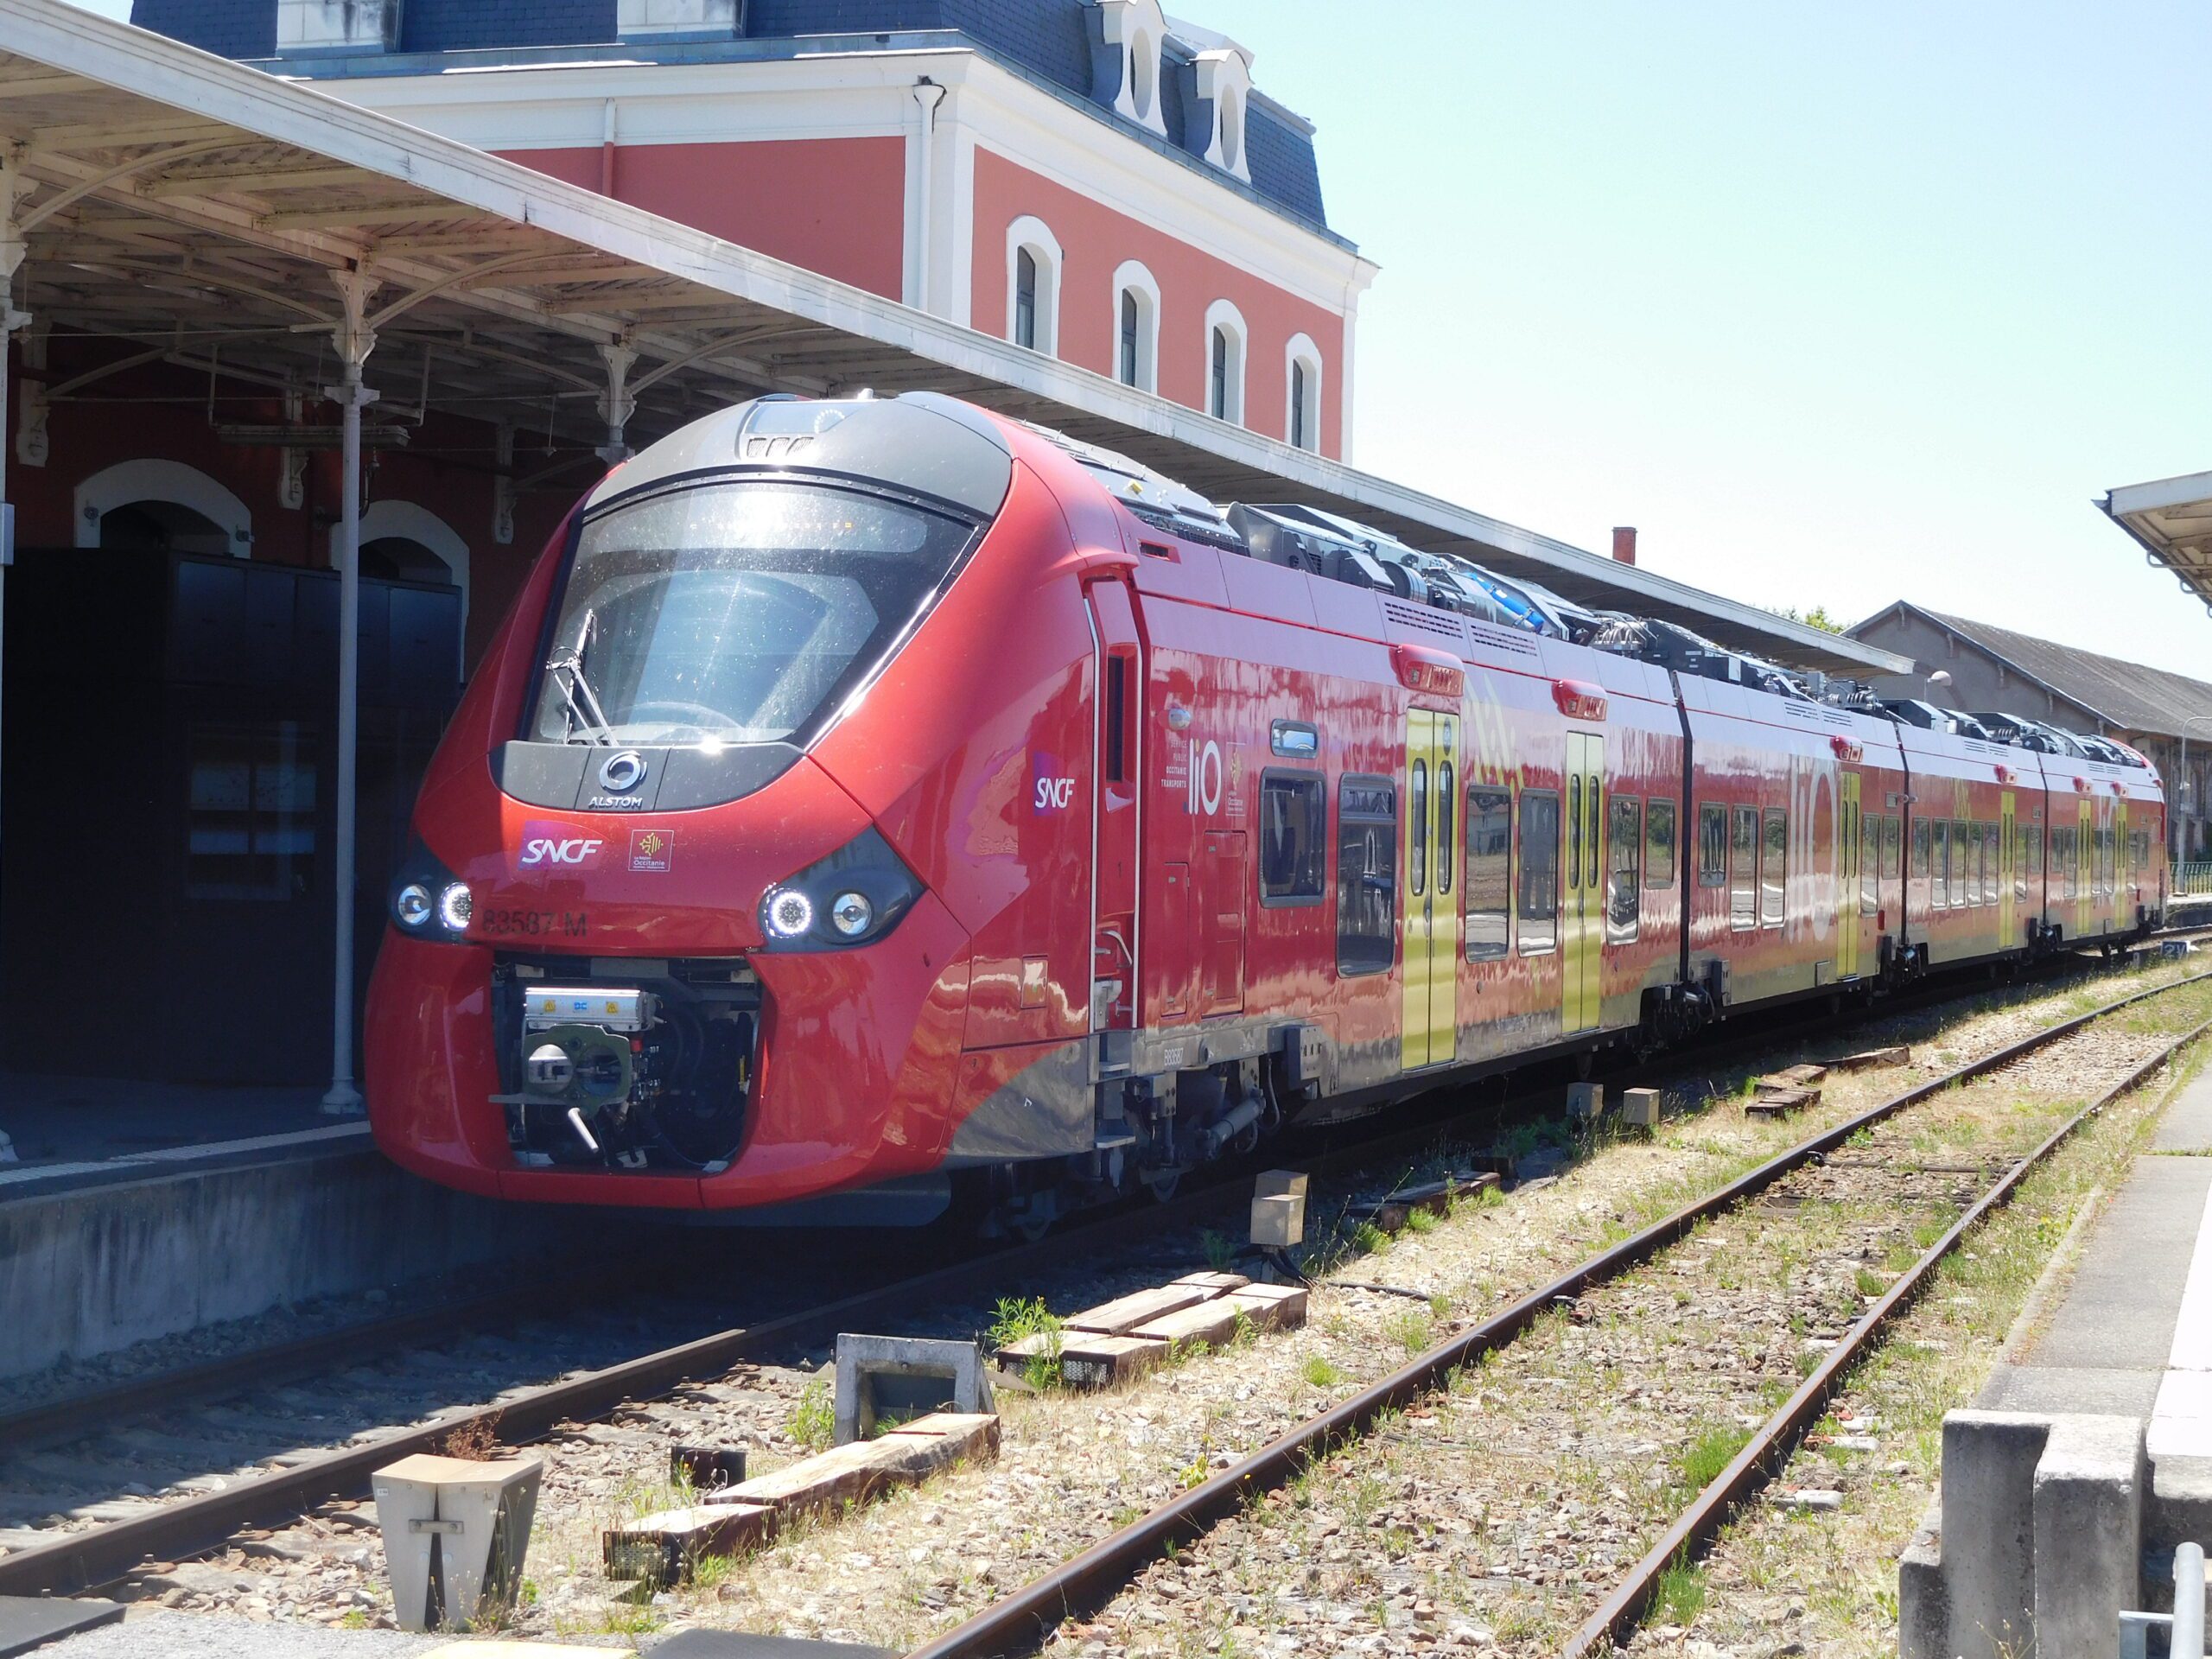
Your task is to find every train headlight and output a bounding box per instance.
[438,882,474,933]
[765,888,816,939]
[395,883,435,930]
[756,827,922,952]
[388,839,474,944]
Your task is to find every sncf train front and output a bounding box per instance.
[367,392,1118,1221]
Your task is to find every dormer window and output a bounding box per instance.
[1188,46,1255,182]
[276,0,402,56]
[617,0,741,41]
[1089,0,1169,137]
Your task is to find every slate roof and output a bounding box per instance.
[1872,602,2212,741]
[129,0,1331,230]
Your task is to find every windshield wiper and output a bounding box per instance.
[544,609,614,746]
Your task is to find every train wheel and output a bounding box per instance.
[1146,1168,1182,1203]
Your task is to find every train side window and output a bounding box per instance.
[1517,789,1560,954]
[1408,760,1428,898]
[1912,818,1931,885]
[2017,823,2032,900]
[1730,806,1758,930]
[1465,786,1511,960]
[1697,803,1726,887]
[1105,652,1129,783]
[1566,776,1582,894]
[1932,820,1949,910]
[1607,795,1642,943]
[1760,806,1786,926]
[1645,798,1677,889]
[1436,762,1455,896]
[1860,807,1878,916]
[1951,820,1969,909]
[1885,815,1901,895]
[1258,771,1325,906]
[1336,775,1397,976]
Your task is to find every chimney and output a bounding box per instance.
[1611,526,1637,566]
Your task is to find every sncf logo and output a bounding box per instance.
[1035,777,1077,811]
[518,821,606,869]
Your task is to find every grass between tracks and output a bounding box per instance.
[493,960,2209,1650]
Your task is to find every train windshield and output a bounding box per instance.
[537,480,974,747]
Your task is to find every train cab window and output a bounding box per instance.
[1730,806,1758,931]
[1408,760,1428,897]
[1517,789,1560,954]
[1698,803,1727,888]
[1760,807,1786,927]
[1607,796,1642,943]
[1258,771,1325,906]
[1436,762,1455,895]
[1336,776,1397,976]
[1465,786,1511,960]
[1646,798,1677,889]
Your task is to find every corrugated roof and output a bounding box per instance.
[1912,605,2212,739]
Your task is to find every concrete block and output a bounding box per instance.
[603,1503,776,1583]
[1620,1088,1662,1129]
[832,1334,992,1446]
[1933,1410,2048,1659]
[2034,1415,2145,1659]
[1064,1284,1212,1336]
[1898,1498,1950,1659]
[1059,1333,1169,1389]
[371,1452,543,1633]
[712,1413,996,1517]
[1131,1298,1249,1351]
[1221,1282,1307,1332]
[1567,1082,1603,1121]
[1253,1170,1309,1247]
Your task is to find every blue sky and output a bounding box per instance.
[66,0,2212,675]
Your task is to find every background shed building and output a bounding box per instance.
[1848,601,2212,864]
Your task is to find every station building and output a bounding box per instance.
[1847,601,2212,866]
[0,0,1900,1116]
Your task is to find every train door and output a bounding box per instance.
[2118,799,2131,920]
[1088,583,1142,1032]
[2000,791,2017,949]
[1562,732,1604,1033]
[2077,797,2094,938]
[1399,711,1463,1069]
[1839,773,1861,980]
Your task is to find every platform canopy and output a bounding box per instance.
[2103,470,2212,617]
[0,0,1904,679]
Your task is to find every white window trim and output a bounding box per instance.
[1003,214,1064,358]
[74,459,252,555]
[1284,332,1323,451]
[1096,0,1170,137]
[1112,259,1162,394]
[1204,297,1249,426]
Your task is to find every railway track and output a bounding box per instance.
[0,948,2198,1628]
[906,968,2212,1659]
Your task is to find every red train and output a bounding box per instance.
[365,392,2168,1228]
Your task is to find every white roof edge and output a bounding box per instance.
[2107,468,2212,520]
[0,0,1904,679]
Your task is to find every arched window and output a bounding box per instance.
[1003,216,1063,357]
[74,459,251,556]
[1285,333,1324,452]
[1014,251,1039,351]
[1110,260,1161,393]
[1203,299,1248,426]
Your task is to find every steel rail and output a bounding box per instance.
[905,969,2212,1659]
[2,950,2190,1597]
[2,934,2109,1463]
[1561,1010,2212,1656]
